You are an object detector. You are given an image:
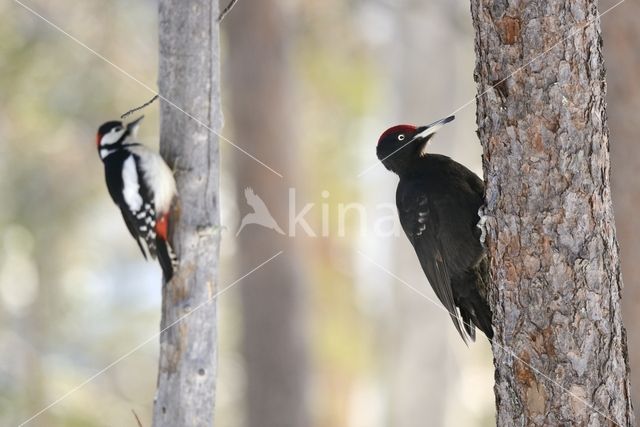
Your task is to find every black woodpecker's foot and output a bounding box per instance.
[477,205,488,247]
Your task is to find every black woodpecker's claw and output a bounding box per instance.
[477,205,488,247]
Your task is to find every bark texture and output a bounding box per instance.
[226,2,310,427]
[153,1,222,426]
[602,0,640,420]
[470,0,634,425]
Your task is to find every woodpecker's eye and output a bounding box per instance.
[398,134,405,141]
[113,126,123,133]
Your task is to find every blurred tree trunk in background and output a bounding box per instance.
[153,0,222,426]
[226,2,310,427]
[22,243,55,427]
[388,2,457,426]
[470,0,634,424]
[602,0,640,420]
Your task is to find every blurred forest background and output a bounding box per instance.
[0,0,638,426]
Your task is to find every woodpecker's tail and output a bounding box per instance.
[153,213,177,280]
[472,263,494,340]
[454,267,494,342]
[461,297,493,341]
[156,237,177,280]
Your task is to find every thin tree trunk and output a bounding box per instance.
[602,0,640,420]
[226,2,310,427]
[153,1,222,426]
[470,0,634,424]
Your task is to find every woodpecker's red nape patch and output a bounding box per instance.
[378,124,417,144]
[156,213,169,240]
[96,134,101,147]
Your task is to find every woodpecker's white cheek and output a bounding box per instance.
[101,129,126,146]
[100,148,116,159]
[419,139,432,157]
[414,119,449,140]
[122,156,143,212]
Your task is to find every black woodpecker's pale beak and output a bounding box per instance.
[411,115,455,142]
[126,115,145,138]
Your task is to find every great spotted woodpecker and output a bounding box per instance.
[377,115,493,342]
[96,116,177,279]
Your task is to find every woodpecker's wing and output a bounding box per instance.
[124,154,160,258]
[396,183,470,343]
[419,155,485,274]
[103,151,159,259]
[120,206,151,260]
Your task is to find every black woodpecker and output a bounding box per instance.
[376,115,493,342]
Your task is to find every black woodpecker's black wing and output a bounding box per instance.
[396,182,470,342]
[103,150,158,260]
[425,157,485,274]
[398,154,493,341]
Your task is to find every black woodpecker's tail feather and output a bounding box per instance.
[156,237,176,280]
[449,311,471,345]
[471,264,494,340]
[454,268,494,341]
[459,294,493,341]
[459,308,476,342]
[473,298,494,340]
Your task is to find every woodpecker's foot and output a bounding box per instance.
[171,156,194,175]
[168,244,178,269]
[171,155,181,173]
[477,206,488,247]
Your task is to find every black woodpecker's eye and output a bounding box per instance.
[398,134,405,141]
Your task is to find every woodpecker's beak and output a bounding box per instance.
[411,115,455,142]
[127,115,145,137]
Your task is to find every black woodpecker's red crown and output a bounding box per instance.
[377,124,417,145]
[376,115,455,174]
[376,124,421,174]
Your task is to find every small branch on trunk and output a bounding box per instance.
[132,409,144,427]
[121,95,159,120]
[217,0,238,22]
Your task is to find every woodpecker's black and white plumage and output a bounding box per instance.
[377,115,493,342]
[96,116,177,279]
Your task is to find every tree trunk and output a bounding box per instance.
[153,1,222,426]
[470,0,634,425]
[226,2,310,427]
[602,0,640,420]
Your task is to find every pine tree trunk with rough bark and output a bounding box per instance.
[470,0,634,425]
[153,1,222,426]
